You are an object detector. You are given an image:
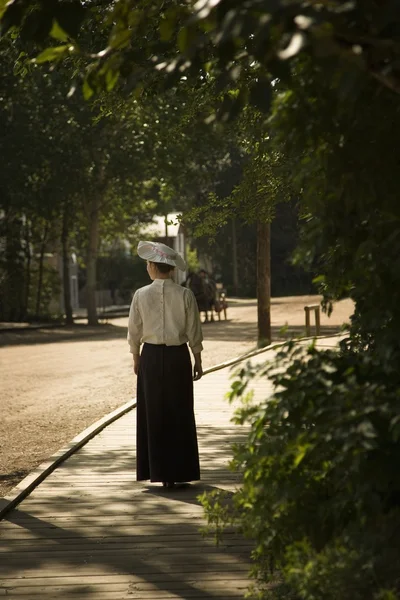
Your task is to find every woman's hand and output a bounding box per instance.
[193,364,203,381]
[133,354,140,375]
[193,354,203,381]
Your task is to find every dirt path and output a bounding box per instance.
[0,295,353,498]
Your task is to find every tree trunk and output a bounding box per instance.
[23,219,31,320]
[3,209,25,321]
[257,221,271,348]
[62,206,74,325]
[86,198,100,326]
[35,221,49,317]
[232,218,239,296]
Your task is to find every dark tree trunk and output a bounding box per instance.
[3,209,25,321]
[23,219,31,320]
[86,198,100,326]
[62,206,74,325]
[257,221,271,347]
[232,218,239,296]
[35,221,49,317]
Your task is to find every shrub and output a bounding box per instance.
[201,341,400,600]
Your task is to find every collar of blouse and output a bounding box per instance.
[151,278,174,284]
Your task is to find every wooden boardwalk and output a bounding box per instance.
[0,349,278,599]
[0,337,341,599]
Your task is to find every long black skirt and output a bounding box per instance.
[136,343,200,483]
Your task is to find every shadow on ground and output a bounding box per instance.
[0,426,252,599]
[203,321,343,343]
[0,323,128,347]
[0,319,344,348]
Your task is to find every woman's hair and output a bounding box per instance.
[150,261,175,274]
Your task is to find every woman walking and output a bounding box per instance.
[128,241,203,488]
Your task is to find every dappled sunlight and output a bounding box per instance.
[0,323,128,348]
[1,412,252,599]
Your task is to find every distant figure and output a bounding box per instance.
[183,271,208,314]
[199,269,218,322]
[183,269,220,323]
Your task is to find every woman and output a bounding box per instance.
[128,240,203,489]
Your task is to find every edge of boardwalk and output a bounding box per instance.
[0,399,137,520]
[0,331,343,521]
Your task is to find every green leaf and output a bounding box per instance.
[177,27,190,53]
[0,0,10,18]
[106,68,119,92]
[110,27,131,50]
[160,18,175,42]
[82,79,94,100]
[50,20,69,42]
[312,274,326,285]
[34,45,71,64]
[293,443,311,467]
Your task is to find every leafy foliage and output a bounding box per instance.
[96,249,148,305]
[3,30,301,320]
[202,342,400,599]
[198,52,400,597]
[0,49,155,320]
[270,56,400,356]
[3,1,400,115]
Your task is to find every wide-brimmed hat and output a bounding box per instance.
[137,241,186,271]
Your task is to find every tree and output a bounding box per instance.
[185,109,291,345]
[0,43,161,323]
[0,46,67,320]
[200,54,400,600]
[270,54,400,355]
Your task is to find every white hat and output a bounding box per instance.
[137,241,186,271]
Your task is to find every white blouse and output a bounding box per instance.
[127,278,203,356]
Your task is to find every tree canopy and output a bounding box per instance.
[1,0,400,114]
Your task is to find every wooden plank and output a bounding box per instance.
[1,536,251,550]
[1,548,252,561]
[1,571,250,590]
[0,524,240,539]
[0,526,241,541]
[1,554,249,571]
[0,564,250,578]
[1,544,252,556]
[0,581,250,595]
[1,551,249,565]
[0,515,206,528]
[0,588,250,598]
